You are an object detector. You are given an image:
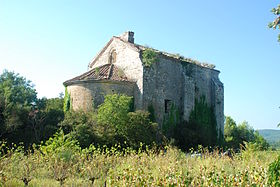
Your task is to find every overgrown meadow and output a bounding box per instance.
[0,133,279,187]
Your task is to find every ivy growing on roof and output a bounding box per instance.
[142,49,158,67]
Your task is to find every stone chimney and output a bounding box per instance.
[119,31,134,43]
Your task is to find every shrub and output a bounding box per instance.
[125,110,158,148]
[142,49,158,67]
[59,111,97,148]
[40,130,81,186]
[97,94,133,145]
[268,155,280,186]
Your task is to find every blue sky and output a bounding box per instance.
[0,1,279,130]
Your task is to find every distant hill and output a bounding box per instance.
[258,129,280,147]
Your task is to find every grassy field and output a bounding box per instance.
[0,143,279,187]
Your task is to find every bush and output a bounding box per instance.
[142,49,158,67]
[125,110,158,148]
[59,94,158,148]
[97,94,133,146]
[59,111,97,148]
[268,155,280,186]
[40,130,81,185]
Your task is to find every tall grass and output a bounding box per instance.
[0,142,278,186]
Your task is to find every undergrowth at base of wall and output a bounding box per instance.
[64,87,71,112]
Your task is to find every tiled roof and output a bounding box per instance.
[64,64,131,85]
[88,35,216,70]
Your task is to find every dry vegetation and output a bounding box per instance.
[0,138,278,187]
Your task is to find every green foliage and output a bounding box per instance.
[224,116,269,150]
[125,110,158,148]
[59,111,97,148]
[252,131,269,150]
[59,94,157,148]
[28,97,64,144]
[142,48,158,67]
[40,130,81,156]
[268,155,280,186]
[148,104,155,122]
[0,142,279,186]
[97,94,133,137]
[0,70,37,136]
[97,94,157,147]
[189,96,218,146]
[40,130,81,185]
[173,97,221,150]
[0,70,64,146]
[63,87,71,112]
[268,4,280,42]
[163,103,180,138]
[174,121,201,150]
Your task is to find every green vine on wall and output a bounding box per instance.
[148,104,156,122]
[142,49,158,67]
[64,87,71,112]
[189,96,218,146]
[163,103,180,138]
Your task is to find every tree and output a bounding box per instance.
[97,94,133,141]
[268,4,280,42]
[59,110,96,148]
[0,70,37,142]
[224,116,269,150]
[125,111,158,148]
[28,97,64,143]
[224,116,239,149]
[0,70,64,145]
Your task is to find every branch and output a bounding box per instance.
[273,16,280,29]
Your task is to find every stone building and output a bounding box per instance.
[64,31,224,135]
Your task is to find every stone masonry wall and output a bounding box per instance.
[89,38,143,109]
[142,54,224,133]
[67,80,134,111]
[143,56,184,125]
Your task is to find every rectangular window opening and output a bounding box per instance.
[165,99,172,113]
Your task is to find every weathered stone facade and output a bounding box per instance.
[64,31,224,135]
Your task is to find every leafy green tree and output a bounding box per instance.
[0,70,64,145]
[253,131,269,150]
[0,70,37,143]
[125,111,158,148]
[28,97,64,143]
[237,121,255,143]
[224,116,239,148]
[97,94,133,141]
[224,116,269,150]
[268,4,280,42]
[59,111,96,148]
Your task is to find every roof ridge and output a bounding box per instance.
[135,44,216,70]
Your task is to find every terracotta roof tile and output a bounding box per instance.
[64,64,131,85]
